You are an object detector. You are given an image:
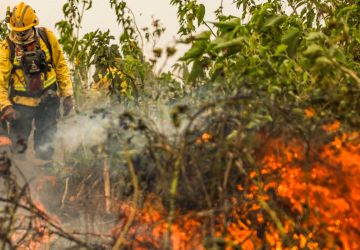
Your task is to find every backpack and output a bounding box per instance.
[6,27,53,70]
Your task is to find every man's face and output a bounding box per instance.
[14,28,33,42]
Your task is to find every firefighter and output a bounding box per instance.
[91,67,129,96]
[0,2,74,160]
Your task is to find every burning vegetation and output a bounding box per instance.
[0,0,359,249]
[0,102,359,249]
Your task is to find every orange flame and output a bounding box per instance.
[109,131,359,249]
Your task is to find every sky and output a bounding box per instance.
[1,0,239,70]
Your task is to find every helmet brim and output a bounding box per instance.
[9,17,39,32]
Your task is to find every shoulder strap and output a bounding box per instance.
[5,37,15,66]
[37,27,53,63]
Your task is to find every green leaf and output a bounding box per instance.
[295,1,307,9]
[305,9,315,28]
[305,32,326,41]
[246,119,261,129]
[197,4,206,25]
[211,18,241,30]
[282,28,300,44]
[281,28,301,57]
[268,85,281,94]
[263,115,273,122]
[303,44,323,57]
[300,7,307,17]
[275,44,288,55]
[330,48,346,63]
[213,37,246,50]
[315,56,333,66]
[182,63,190,80]
[63,3,69,15]
[180,41,207,61]
[194,31,211,41]
[226,130,239,141]
[86,1,93,10]
[187,59,203,83]
[337,5,357,16]
[303,72,309,82]
[209,37,224,48]
[264,15,286,28]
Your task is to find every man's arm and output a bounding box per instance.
[45,28,74,97]
[0,41,13,112]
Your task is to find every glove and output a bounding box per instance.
[1,106,17,122]
[63,96,74,116]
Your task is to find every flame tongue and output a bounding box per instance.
[110,133,360,249]
[8,131,360,249]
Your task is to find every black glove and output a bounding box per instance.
[1,106,17,122]
[63,96,74,116]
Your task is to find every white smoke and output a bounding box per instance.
[55,112,114,154]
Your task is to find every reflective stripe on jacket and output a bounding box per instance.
[0,28,73,110]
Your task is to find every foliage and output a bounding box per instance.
[170,0,206,35]
[0,21,8,41]
[56,0,152,101]
[179,0,360,129]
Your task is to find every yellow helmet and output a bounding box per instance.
[9,2,39,32]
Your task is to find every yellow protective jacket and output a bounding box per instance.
[0,28,73,111]
[91,67,128,95]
